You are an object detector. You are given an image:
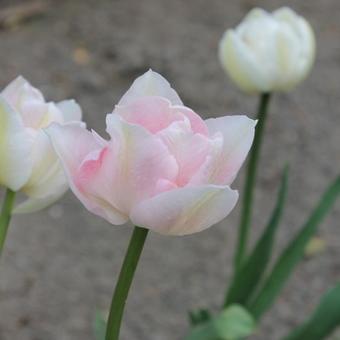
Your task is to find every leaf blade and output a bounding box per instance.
[284,283,340,340]
[225,166,289,306]
[248,176,340,319]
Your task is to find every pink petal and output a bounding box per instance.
[171,105,209,136]
[130,185,238,235]
[87,115,179,214]
[115,96,208,136]
[200,115,256,185]
[46,122,127,225]
[118,69,183,106]
[114,97,183,134]
[158,120,214,186]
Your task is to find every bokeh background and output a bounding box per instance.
[0,0,339,339]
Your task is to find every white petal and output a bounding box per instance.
[1,76,44,109]
[21,130,67,197]
[0,96,33,191]
[13,184,68,214]
[118,69,183,106]
[219,30,271,93]
[130,185,238,235]
[57,99,82,122]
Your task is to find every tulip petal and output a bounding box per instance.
[115,96,208,135]
[1,76,53,129]
[194,115,256,185]
[0,96,33,191]
[46,122,99,175]
[118,69,183,106]
[158,119,218,186]
[13,185,67,214]
[219,30,271,93]
[274,7,315,87]
[1,76,44,108]
[130,185,238,235]
[57,99,82,122]
[21,130,68,198]
[242,8,269,22]
[46,122,128,224]
[99,115,179,212]
[115,97,183,134]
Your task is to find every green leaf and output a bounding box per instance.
[248,176,340,319]
[225,166,289,307]
[284,283,340,340]
[94,310,107,340]
[185,305,256,340]
[189,308,212,326]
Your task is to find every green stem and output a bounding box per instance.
[0,189,16,255]
[233,93,271,272]
[105,226,149,340]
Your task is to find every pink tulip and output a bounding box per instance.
[46,70,256,235]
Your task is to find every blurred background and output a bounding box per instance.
[0,0,339,339]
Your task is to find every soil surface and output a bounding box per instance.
[0,0,339,339]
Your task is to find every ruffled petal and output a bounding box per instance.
[158,119,215,186]
[45,122,127,224]
[115,96,208,135]
[100,115,178,213]
[118,69,183,106]
[193,115,256,185]
[130,185,238,235]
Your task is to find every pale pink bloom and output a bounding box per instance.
[0,76,82,213]
[47,70,256,235]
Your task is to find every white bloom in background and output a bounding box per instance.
[219,7,316,94]
[0,76,82,213]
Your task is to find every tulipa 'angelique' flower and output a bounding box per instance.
[0,76,82,213]
[219,7,315,94]
[47,70,256,235]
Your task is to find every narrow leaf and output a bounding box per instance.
[225,166,289,306]
[185,305,256,340]
[248,176,340,319]
[284,283,340,340]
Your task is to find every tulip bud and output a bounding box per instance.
[0,76,82,213]
[219,7,315,94]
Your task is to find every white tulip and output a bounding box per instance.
[0,76,82,213]
[219,7,316,93]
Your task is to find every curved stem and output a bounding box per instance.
[0,189,16,255]
[105,226,149,340]
[233,93,271,272]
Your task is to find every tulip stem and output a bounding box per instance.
[233,93,271,272]
[105,226,149,340]
[0,189,16,256]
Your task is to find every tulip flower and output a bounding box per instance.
[47,70,256,236]
[219,7,315,94]
[0,76,82,213]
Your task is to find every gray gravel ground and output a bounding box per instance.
[0,0,339,339]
